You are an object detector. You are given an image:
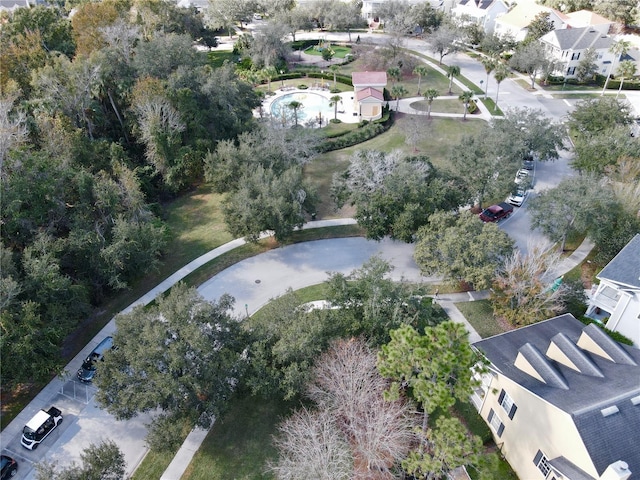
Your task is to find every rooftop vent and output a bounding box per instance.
[631,395,640,406]
[601,405,620,417]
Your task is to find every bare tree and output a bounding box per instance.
[0,93,27,172]
[271,408,353,480]
[274,338,418,479]
[429,24,459,64]
[490,240,567,326]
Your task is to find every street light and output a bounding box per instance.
[280,70,284,89]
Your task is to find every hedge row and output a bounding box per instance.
[306,72,353,86]
[579,316,634,345]
[319,109,394,152]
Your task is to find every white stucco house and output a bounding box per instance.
[473,314,640,480]
[539,26,616,78]
[451,0,509,35]
[586,234,640,347]
[564,9,614,35]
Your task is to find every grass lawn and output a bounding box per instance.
[454,300,512,338]
[181,395,297,480]
[304,44,352,59]
[410,98,472,114]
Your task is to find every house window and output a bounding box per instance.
[498,389,518,419]
[571,52,580,60]
[567,67,576,76]
[487,409,505,437]
[533,450,552,477]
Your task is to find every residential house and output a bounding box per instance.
[351,71,387,120]
[0,0,31,11]
[564,9,614,35]
[494,3,567,42]
[451,0,509,35]
[586,234,640,347]
[472,314,640,480]
[539,26,616,78]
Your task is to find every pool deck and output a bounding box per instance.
[259,87,361,125]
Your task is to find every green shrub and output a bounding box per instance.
[330,118,342,123]
[298,84,308,89]
[467,100,477,114]
[290,39,319,50]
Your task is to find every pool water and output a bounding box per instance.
[270,92,336,123]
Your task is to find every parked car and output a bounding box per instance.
[479,202,514,222]
[522,155,534,170]
[514,168,532,187]
[507,187,528,207]
[0,455,17,479]
[21,406,63,450]
[77,336,114,383]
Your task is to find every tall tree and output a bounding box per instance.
[35,440,125,480]
[595,0,637,26]
[429,24,459,64]
[446,64,460,94]
[423,89,439,118]
[391,84,408,111]
[207,0,257,37]
[491,241,567,326]
[567,97,632,139]
[413,65,429,95]
[459,90,474,120]
[378,322,486,478]
[480,56,496,99]
[510,41,554,89]
[249,21,290,68]
[602,39,630,94]
[492,62,509,109]
[615,59,637,99]
[331,150,464,242]
[414,211,514,289]
[524,12,554,42]
[528,174,617,251]
[575,47,598,83]
[95,284,246,445]
[0,93,27,171]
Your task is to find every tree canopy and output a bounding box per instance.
[95,284,247,446]
[414,211,514,290]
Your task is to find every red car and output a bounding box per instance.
[479,202,514,222]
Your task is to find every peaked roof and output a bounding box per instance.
[495,3,567,29]
[541,26,613,51]
[356,87,384,101]
[456,0,502,10]
[352,71,387,86]
[565,9,614,27]
[473,314,640,477]
[597,234,640,289]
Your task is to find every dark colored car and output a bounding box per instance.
[77,336,114,382]
[479,202,514,222]
[523,154,534,170]
[0,455,17,479]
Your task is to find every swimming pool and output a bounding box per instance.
[270,92,335,123]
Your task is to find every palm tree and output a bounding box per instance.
[413,65,429,95]
[329,95,342,120]
[616,60,637,99]
[287,101,303,127]
[493,63,509,111]
[329,65,340,89]
[458,90,474,120]
[602,39,631,95]
[262,66,277,92]
[446,65,460,94]
[481,56,497,100]
[391,85,408,111]
[423,89,438,118]
[387,66,401,85]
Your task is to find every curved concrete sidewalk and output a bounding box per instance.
[159,232,595,480]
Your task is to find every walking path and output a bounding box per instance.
[159,231,594,480]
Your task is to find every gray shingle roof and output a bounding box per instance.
[541,26,613,51]
[473,314,640,477]
[597,234,640,289]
